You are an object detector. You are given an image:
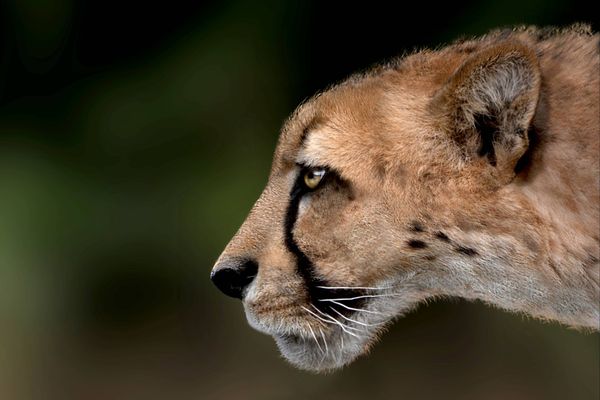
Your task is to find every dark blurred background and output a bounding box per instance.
[0,1,598,399]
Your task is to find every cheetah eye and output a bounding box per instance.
[303,167,327,190]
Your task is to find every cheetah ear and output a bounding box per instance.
[432,41,541,172]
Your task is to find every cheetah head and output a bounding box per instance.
[211,39,544,372]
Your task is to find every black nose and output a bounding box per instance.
[210,259,258,299]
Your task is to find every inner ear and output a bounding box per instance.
[475,113,499,167]
[432,40,541,173]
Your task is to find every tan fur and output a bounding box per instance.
[212,25,600,372]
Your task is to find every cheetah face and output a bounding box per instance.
[211,39,542,371]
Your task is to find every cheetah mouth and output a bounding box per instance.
[273,328,373,372]
[243,289,397,372]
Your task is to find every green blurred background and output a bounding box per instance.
[0,1,598,399]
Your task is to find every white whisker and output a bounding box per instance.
[306,323,323,354]
[319,293,401,302]
[310,304,361,337]
[315,285,391,291]
[326,299,385,315]
[301,306,339,327]
[329,306,386,327]
[318,327,328,362]
[310,304,362,332]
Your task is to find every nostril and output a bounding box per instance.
[210,259,258,299]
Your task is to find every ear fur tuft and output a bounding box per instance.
[432,41,541,173]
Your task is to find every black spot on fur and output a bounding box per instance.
[409,221,425,232]
[407,239,428,249]
[434,231,450,242]
[455,246,478,256]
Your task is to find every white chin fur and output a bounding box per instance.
[274,332,368,372]
[244,304,377,372]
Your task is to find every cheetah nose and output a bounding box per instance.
[210,258,258,299]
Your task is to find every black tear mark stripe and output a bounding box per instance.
[283,167,364,316]
[283,173,319,291]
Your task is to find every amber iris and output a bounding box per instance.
[303,168,326,190]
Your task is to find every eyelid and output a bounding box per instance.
[300,165,329,181]
[296,162,329,171]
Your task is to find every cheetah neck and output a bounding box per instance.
[407,250,599,329]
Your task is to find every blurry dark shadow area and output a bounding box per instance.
[0,1,598,399]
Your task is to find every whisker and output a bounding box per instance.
[329,306,386,327]
[301,306,339,327]
[318,327,328,362]
[310,304,361,337]
[306,323,323,354]
[325,299,385,315]
[315,285,391,291]
[318,293,401,302]
[310,305,362,332]
[303,305,364,339]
